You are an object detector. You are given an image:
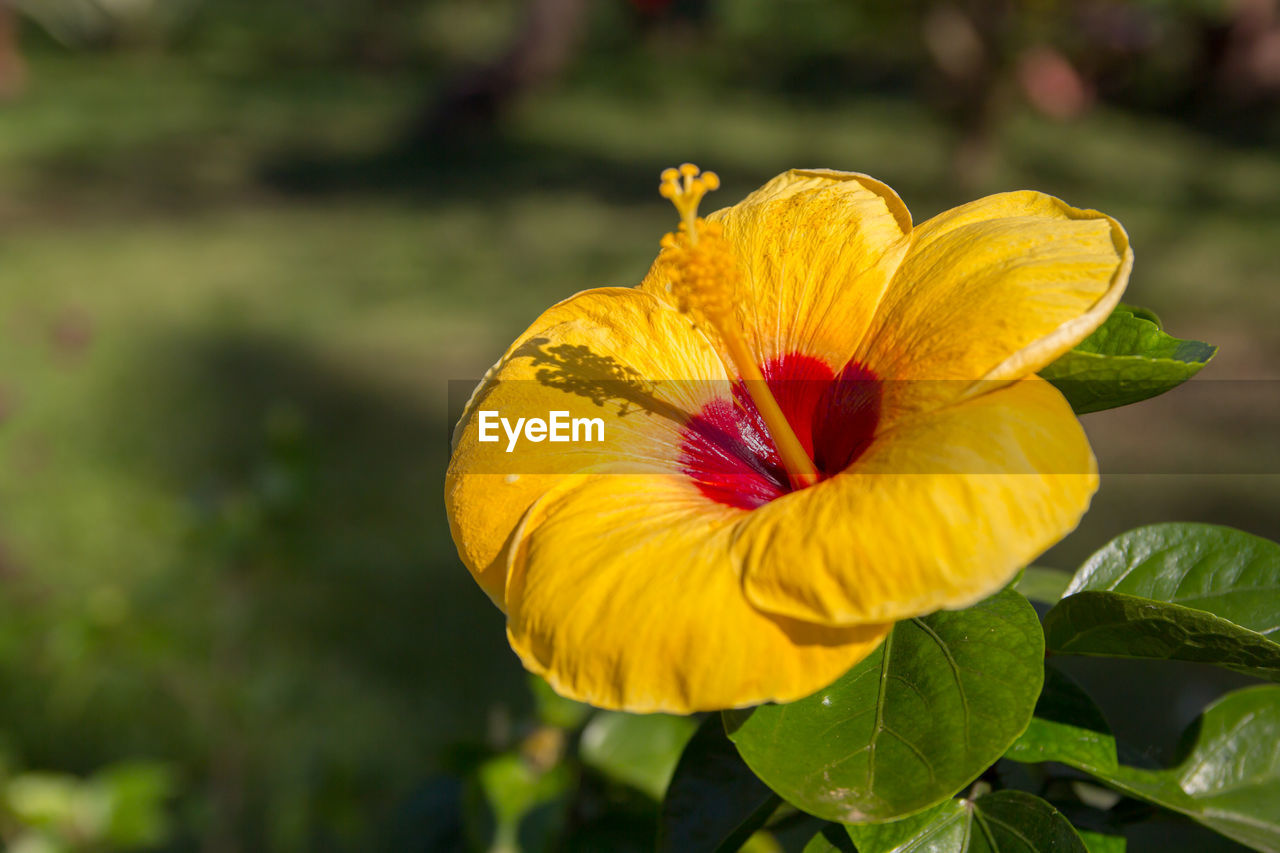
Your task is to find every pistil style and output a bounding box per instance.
[659,164,821,490]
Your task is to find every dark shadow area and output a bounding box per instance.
[1052,655,1255,771]
[63,329,532,845]
[258,132,688,207]
[122,329,525,708]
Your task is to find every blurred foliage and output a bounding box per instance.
[0,0,1276,849]
[1,760,173,852]
[12,0,201,48]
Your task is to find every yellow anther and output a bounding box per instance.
[657,164,820,490]
[663,218,736,323]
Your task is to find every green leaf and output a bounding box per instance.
[528,675,591,730]
[1045,524,1280,679]
[725,590,1044,823]
[1113,685,1280,851]
[1045,592,1280,680]
[471,752,572,852]
[844,799,970,852]
[844,790,1088,853]
[803,824,857,852]
[1007,678,1280,852]
[1014,567,1073,606]
[1078,830,1126,853]
[658,715,780,853]
[1039,304,1215,414]
[1117,303,1161,326]
[579,711,697,801]
[1062,523,1280,630]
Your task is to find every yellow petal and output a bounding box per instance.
[856,191,1131,422]
[446,287,728,607]
[505,475,890,713]
[641,169,913,372]
[739,377,1097,626]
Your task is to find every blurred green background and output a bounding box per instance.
[0,0,1277,849]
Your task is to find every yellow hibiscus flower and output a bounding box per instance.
[446,165,1131,714]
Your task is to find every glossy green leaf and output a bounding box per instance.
[579,710,697,801]
[1062,523,1280,631]
[1014,567,1073,606]
[658,715,780,853]
[725,590,1043,823]
[1045,524,1280,679]
[1045,591,1280,679]
[1039,304,1215,414]
[844,791,1087,853]
[1007,678,1280,852]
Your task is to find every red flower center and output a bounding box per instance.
[679,354,882,510]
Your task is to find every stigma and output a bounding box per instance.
[658,164,821,491]
[659,166,735,324]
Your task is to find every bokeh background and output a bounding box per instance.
[0,0,1277,850]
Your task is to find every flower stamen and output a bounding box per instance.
[659,164,820,490]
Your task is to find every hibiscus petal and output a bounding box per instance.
[640,169,913,373]
[446,287,728,606]
[504,475,890,713]
[738,377,1097,626]
[854,191,1131,423]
